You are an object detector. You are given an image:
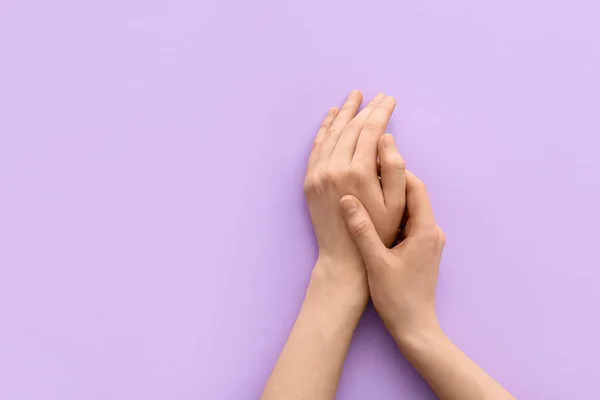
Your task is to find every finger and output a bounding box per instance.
[306,107,339,175]
[340,195,387,263]
[379,134,406,210]
[315,90,363,168]
[329,93,386,165]
[353,95,396,165]
[405,170,436,233]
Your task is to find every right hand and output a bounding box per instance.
[339,170,446,341]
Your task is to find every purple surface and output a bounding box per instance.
[1,0,599,399]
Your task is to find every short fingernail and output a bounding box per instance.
[383,96,395,105]
[373,93,386,102]
[341,197,358,215]
[351,90,362,98]
[383,134,395,147]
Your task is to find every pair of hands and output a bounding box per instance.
[262,91,514,400]
[304,90,445,341]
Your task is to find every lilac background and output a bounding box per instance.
[1,0,599,399]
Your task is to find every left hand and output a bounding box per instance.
[304,91,407,303]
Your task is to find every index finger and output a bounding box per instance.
[405,170,436,232]
[352,95,396,164]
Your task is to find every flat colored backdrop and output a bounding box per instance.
[1,0,599,399]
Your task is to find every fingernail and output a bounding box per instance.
[373,93,386,102]
[383,134,395,148]
[351,90,362,98]
[341,197,358,215]
[383,96,395,105]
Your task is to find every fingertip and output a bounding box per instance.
[383,95,396,108]
[379,134,401,161]
[363,93,386,109]
[373,93,387,103]
[381,133,395,149]
[350,90,363,99]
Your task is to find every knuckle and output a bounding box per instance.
[303,176,318,194]
[304,170,330,194]
[347,165,368,185]
[384,155,406,172]
[419,228,437,245]
[363,120,383,133]
[344,121,361,133]
[311,140,321,152]
[350,219,371,237]
[322,169,341,185]
[420,226,443,247]
[323,127,338,140]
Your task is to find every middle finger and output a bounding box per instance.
[352,96,396,166]
[314,90,363,169]
[328,93,387,167]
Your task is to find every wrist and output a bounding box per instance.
[308,259,369,317]
[390,312,444,352]
[393,323,448,363]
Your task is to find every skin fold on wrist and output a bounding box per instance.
[393,323,446,359]
[308,263,368,316]
[390,313,444,351]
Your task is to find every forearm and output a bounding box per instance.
[261,266,366,400]
[394,324,515,400]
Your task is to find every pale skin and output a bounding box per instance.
[261,91,515,400]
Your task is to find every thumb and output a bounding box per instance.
[340,195,387,263]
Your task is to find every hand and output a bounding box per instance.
[339,170,445,340]
[340,173,516,400]
[304,90,407,302]
[261,92,408,400]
